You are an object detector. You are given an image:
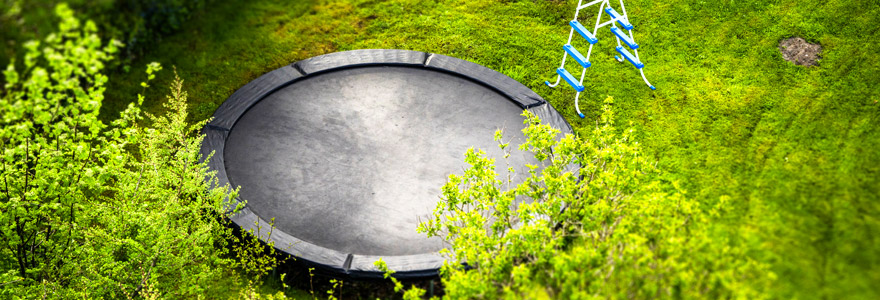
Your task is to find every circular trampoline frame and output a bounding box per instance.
[200,49,572,279]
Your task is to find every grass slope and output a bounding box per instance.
[56,0,880,298]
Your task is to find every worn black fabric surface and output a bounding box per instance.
[201,49,572,278]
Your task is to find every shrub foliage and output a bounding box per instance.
[0,5,273,298]
[417,97,775,299]
[1,0,205,66]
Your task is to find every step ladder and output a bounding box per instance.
[545,0,655,118]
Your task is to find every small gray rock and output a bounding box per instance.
[779,37,822,67]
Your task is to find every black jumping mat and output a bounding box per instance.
[200,49,572,278]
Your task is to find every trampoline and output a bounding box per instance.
[200,49,572,278]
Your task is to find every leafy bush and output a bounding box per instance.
[0,5,277,298]
[416,97,775,299]
[92,0,206,59]
[0,4,121,291]
[0,0,205,66]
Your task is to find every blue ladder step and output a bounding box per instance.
[610,27,638,49]
[615,46,643,69]
[604,8,634,30]
[569,20,598,44]
[556,68,584,92]
[563,44,592,69]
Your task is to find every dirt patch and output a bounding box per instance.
[779,37,822,67]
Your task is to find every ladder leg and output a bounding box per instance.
[545,75,562,88]
[616,27,632,62]
[613,40,625,62]
[632,44,655,90]
[591,1,606,34]
[574,65,588,118]
[612,28,623,51]
[604,1,627,62]
[610,25,625,63]
[574,91,585,118]
[548,26,577,88]
[630,29,640,60]
[617,0,628,19]
[546,53,567,88]
[639,68,655,90]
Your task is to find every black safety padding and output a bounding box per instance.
[527,102,574,134]
[294,49,427,75]
[208,65,303,130]
[230,207,351,268]
[425,53,545,108]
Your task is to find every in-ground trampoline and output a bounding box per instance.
[200,49,572,278]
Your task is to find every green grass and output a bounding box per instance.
[7,0,879,298]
